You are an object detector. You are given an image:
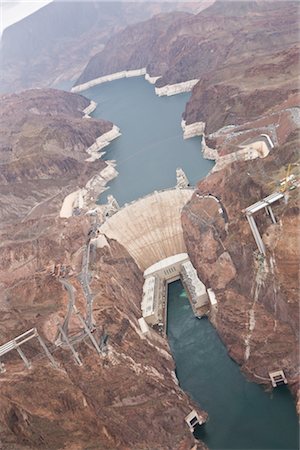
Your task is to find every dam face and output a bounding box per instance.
[99,188,193,271]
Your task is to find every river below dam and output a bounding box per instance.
[79,77,298,449]
[167,280,298,450]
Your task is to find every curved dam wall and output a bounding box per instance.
[99,188,194,271]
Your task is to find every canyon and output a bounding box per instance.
[0,89,205,449]
[182,129,299,399]
[0,0,299,449]
[0,1,209,93]
[73,0,299,167]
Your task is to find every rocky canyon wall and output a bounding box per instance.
[181,130,300,403]
[0,230,202,449]
[0,89,206,449]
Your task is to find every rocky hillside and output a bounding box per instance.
[0,88,207,448]
[75,0,299,93]
[0,1,208,93]
[0,88,113,225]
[0,1,299,447]
[74,10,192,85]
[74,1,299,175]
[73,0,300,410]
[182,127,300,405]
[0,217,204,449]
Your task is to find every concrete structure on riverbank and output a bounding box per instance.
[98,188,194,270]
[141,253,209,327]
[181,261,208,311]
[141,276,164,326]
[97,188,209,328]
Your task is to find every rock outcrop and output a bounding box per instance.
[181,129,299,399]
[0,88,114,226]
[0,88,206,449]
[0,1,206,93]
[74,0,299,100]
[0,1,299,447]
[0,222,203,449]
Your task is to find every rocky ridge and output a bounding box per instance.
[0,221,203,449]
[0,88,115,226]
[182,129,300,404]
[0,89,206,449]
[0,1,209,93]
[74,1,299,164]
[75,1,299,92]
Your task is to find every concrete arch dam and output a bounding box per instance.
[99,189,194,271]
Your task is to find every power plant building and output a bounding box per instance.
[181,261,209,309]
[141,254,209,327]
[141,276,164,325]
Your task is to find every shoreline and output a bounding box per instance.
[70,77,216,217]
[83,100,97,117]
[155,79,199,97]
[74,75,277,175]
[85,125,121,162]
[181,119,205,139]
[60,105,121,218]
[71,68,199,98]
[71,68,147,93]
[145,73,161,84]
[182,119,274,171]
[59,161,118,219]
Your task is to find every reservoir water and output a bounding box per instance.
[84,77,213,205]
[81,77,298,449]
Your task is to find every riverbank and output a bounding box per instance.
[167,280,299,450]
[81,76,213,206]
[76,75,291,178]
[59,120,121,218]
[85,125,121,162]
[181,117,270,170]
[72,68,200,99]
[155,79,199,97]
[59,161,118,218]
[71,68,147,93]
[83,100,97,117]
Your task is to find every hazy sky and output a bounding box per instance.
[0,0,52,35]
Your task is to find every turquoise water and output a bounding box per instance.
[83,77,213,205]
[167,280,299,450]
[81,78,298,449]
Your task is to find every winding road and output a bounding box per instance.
[59,279,75,335]
[195,191,229,224]
[78,236,94,328]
